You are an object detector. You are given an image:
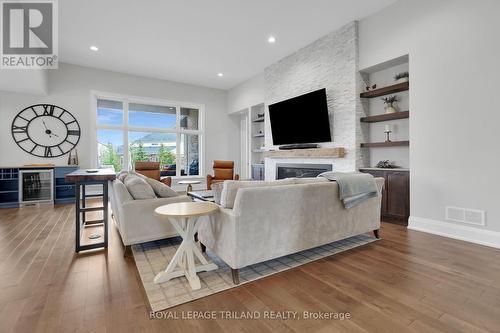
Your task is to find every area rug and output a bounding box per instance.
[132,234,378,312]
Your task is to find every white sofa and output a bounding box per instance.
[110,178,191,246]
[198,177,384,283]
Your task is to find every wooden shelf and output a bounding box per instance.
[252,118,265,123]
[360,111,409,123]
[361,141,409,148]
[263,147,345,158]
[360,82,409,98]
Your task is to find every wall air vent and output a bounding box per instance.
[445,206,486,226]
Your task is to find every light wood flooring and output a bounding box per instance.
[0,204,499,332]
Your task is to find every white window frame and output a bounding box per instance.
[90,91,205,179]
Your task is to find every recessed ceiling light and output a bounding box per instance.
[89,45,99,51]
[217,73,224,77]
[267,36,276,44]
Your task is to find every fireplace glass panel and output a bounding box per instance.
[276,163,332,179]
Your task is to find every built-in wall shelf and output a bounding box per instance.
[360,111,409,123]
[360,141,409,148]
[253,133,265,138]
[252,117,265,123]
[263,147,345,158]
[360,82,409,98]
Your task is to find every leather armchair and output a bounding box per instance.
[206,160,239,189]
[135,161,172,187]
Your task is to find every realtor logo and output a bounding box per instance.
[1,0,58,69]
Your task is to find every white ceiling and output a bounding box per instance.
[60,0,397,90]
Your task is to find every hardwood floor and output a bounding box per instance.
[1,204,499,332]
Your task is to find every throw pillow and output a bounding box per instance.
[117,171,128,182]
[144,177,178,198]
[211,181,224,205]
[123,175,156,200]
[132,171,148,179]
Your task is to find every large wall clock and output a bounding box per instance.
[11,104,81,158]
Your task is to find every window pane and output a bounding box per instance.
[97,99,123,125]
[97,129,124,172]
[129,103,176,129]
[180,107,199,130]
[129,132,176,170]
[179,134,199,176]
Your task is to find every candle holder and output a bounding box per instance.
[384,130,392,142]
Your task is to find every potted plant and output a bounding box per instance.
[382,95,398,114]
[394,71,409,83]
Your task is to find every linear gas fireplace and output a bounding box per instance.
[276,163,332,179]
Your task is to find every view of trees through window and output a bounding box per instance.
[96,97,201,176]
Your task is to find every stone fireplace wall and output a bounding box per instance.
[263,21,368,173]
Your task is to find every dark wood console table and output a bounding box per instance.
[66,169,116,252]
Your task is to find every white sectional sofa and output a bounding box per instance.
[110,175,191,246]
[198,177,384,284]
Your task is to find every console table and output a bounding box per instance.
[66,169,116,252]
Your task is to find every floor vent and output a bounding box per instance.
[446,206,486,226]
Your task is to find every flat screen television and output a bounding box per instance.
[268,88,331,146]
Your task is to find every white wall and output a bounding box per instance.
[227,73,264,114]
[0,70,48,95]
[360,0,500,241]
[0,63,239,185]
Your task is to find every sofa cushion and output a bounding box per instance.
[211,181,224,205]
[123,175,156,199]
[220,179,295,209]
[144,177,178,198]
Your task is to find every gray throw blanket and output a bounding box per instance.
[318,171,378,209]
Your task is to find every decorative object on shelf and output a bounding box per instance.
[365,84,377,91]
[257,113,264,118]
[375,160,398,168]
[394,71,409,83]
[384,124,392,142]
[11,104,81,158]
[360,82,408,98]
[381,95,399,114]
[67,149,79,165]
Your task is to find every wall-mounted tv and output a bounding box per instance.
[268,88,331,146]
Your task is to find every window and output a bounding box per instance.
[94,94,203,176]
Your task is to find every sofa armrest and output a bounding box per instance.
[112,180,134,204]
[198,207,238,267]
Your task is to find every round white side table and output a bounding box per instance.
[154,202,218,290]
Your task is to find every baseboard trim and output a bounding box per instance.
[408,216,500,249]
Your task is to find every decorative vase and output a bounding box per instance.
[396,77,409,84]
[384,103,397,114]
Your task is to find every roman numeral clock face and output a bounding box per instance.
[11,104,81,158]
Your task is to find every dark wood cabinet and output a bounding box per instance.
[360,169,410,225]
